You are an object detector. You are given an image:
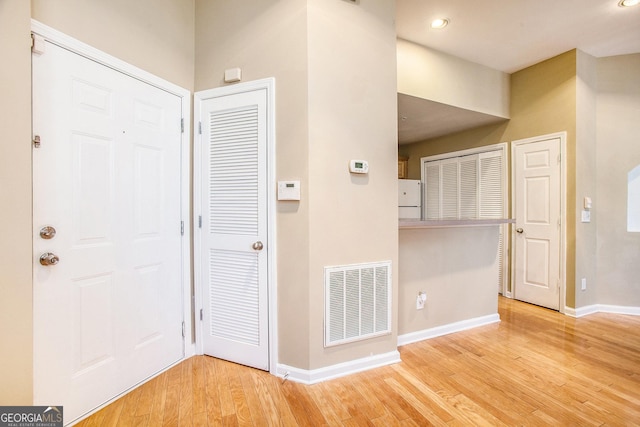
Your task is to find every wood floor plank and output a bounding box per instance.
[258,373,299,425]
[134,374,158,417]
[307,382,347,425]
[203,353,224,424]
[94,398,125,427]
[161,384,181,427]
[384,377,449,426]
[148,370,169,427]
[178,357,194,426]
[280,381,327,426]
[225,362,253,426]
[248,370,283,426]
[191,354,207,418]
[76,297,640,426]
[216,358,238,418]
[237,365,269,426]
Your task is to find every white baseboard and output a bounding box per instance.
[566,304,640,318]
[397,313,501,347]
[276,350,401,385]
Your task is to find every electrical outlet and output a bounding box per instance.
[416,292,426,310]
[581,278,587,291]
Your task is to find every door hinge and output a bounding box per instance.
[180,221,184,236]
[198,121,202,135]
[198,215,202,228]
[181,118,184,133]
[200,309,203,321]
[31,34,46,55]
[33,135,41,148]
[557,153,561,164]
[181,321,186,338]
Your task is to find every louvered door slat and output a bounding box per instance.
[209,249,259,345]
[441,160,459,219]
[459,155,478,219]
[479,151,503,219]
[209,106,259,236]
[425,163,441,220]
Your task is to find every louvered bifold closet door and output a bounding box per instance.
[478,150,503,219]
[459,154,478,219]
[441,158,459,219]
[200,89,269,371]
[425,162,441,220]
[478,150,507,293]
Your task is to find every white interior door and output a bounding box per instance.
[196,82,270,371]
[33,41,184,424]
[513,136,561,310]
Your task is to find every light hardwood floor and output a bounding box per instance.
[76,297,640,426]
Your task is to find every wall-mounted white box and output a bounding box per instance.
[278,180,301,200]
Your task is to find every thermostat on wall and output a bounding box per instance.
[349,159,369,174]
[277,180,301,200]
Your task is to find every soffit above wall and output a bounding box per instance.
[397,93,508,145]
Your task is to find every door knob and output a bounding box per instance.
[252,241,264,251]
[39,252,60,266]
[516,228,524,234]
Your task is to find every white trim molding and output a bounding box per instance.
[277,351,401,385]
[397,314,501,347]
[565,304,640,318]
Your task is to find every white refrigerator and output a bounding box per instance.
[398,179,421,219]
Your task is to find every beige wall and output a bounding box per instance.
[575,51,598,308]
[596,54,640,306]
[0,0,33,405]
[306,0,398,368]
[195,0,311,369]
[31,0,195,90]
[397,38,510,119]
[398,227,500,336]
[195,0,398,370]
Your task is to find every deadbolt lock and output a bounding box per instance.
[40,226,57,239]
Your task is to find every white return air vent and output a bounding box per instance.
[324,261,392,347]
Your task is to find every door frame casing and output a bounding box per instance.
[510,131,567,313]
[31,20,193,357]
[193,78,278,374]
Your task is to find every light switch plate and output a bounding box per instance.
[581,210,591,223]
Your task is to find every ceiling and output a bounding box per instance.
[396,0,640,144]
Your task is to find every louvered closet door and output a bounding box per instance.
[199,88,269,370]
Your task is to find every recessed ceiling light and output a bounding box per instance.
[619,0,639,7]
[430,18,450,29]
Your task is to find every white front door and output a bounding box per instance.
[33,41,184,424]
[195,81,272,371]
[512,135,562,310]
